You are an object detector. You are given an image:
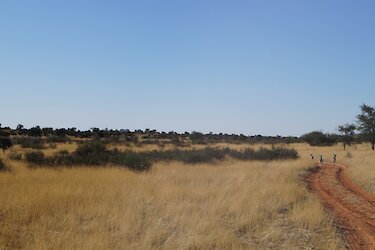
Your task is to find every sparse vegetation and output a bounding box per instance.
[25,141,153,171]
[8,151,22,161]
[0,159,8,171]
[24,141,298,170]
[17,137,45,149]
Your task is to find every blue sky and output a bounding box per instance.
[1,1,374,136]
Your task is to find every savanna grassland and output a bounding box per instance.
[0,141,360,250]
[293,143,375,193]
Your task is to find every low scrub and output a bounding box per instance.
[45,135,70,143]
[142,146,298,163]
[25,141,298,170]
[8,151,22,161]
[141,147,229,163]
[25,141,152,171]
[25,151,46,166]
[228,147,299,161]
[0,159,8,171]
[13,136,70,149]
[111,151,153,171]
[17,137,45,149]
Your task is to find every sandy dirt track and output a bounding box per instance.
[310,163,375,249]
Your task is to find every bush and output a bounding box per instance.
[25,141,153,171]
[18,137,45,149]
[112,152,153,171]
[0,136,13,153]
[222,146,298,161]
[46,135,70,143]
[8,152,22,161]
[25,151,45,165]
[0,159,8,171]
[74,140,110,165]
[140,146,297,163]
[301,131,336,146]
[173,147,228,163]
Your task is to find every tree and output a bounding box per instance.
[0,137,12,154]
[301,131,336,146]
[16,124,24,131]
[357,104,375,150]
[29,126,42,137]
[338,123,356,150]
[0,124,12,154]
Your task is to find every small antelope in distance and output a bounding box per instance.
[333,154,337,164]
[320,155,323,164]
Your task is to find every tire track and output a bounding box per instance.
[310,163,375,249]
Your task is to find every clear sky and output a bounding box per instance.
[1,1,374,136]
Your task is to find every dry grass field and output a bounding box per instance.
[342,145,375,193]
[292,143,375,193]
[3,141,374,249]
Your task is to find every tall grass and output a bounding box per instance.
[0,159,7,171]
[291,143,375,193]
[4,142,375,249]
[0,158,343,249]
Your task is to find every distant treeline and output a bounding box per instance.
[300,131,368,147]
[0,115,373,150]
[2,124,301,145]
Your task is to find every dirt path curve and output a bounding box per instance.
[310,163,375,250]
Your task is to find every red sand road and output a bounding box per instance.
[310,163,375,249]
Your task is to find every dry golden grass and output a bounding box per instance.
[0,143,347,249]
[43,142,78,156]
[9,142,77,157]
[291,143,375,193]
[338,144,375,193]
[2,141,373,249]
